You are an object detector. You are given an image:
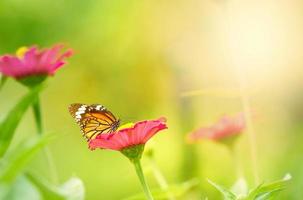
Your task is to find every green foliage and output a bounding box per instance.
[208,175,291,200]
[124,179,199,200]
[0,73,85,200]
[0,0,94,50]
[0,133,85,200]
[26,172,85,200]
[246,174,292,200]
[0,135,52,199]
[0,175,41,200]
[0,134,52,183]
[0,85,43,157]
[207,179,237,200]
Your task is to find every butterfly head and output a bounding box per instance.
[111,118,121,132]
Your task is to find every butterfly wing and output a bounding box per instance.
[68,103,120,141]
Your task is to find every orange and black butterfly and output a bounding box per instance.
[68,103,120,141]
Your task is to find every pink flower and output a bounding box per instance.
[89,118,167,199]
[0,44,73,79]
[89,118,167,151]
[187,113,245,143]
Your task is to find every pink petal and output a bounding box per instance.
[0,44,73,78]
[23,47,39,72]
[89,118,167,151]
[0,56,25,77]
[49,48,73,73]
[187,113,246,142]
[39,45,63,68]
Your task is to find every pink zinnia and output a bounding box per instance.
[187,113,245,143]
[89,118,167,152]
[88,118,167,200]
[0,44,73,79]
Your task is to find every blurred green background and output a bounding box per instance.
[1,0,303,199]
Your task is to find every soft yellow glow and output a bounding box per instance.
[117,122,134,131]
[180,87,258,98]
[224,2,294,76]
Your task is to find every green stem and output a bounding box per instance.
[133,159,154,200]
[32,94,58,184]
[32,96,42,134]
[0,76,7,91]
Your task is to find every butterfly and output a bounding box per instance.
[68,103,120,141]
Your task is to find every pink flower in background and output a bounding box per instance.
[187,113,245,143]
[89,118,167,151]
[0,44,73,79]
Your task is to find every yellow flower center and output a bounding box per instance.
[117,122,134,131]
[16,46,28,58]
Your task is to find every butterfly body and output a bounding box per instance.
[68,103,120,141]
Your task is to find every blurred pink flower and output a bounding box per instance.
[187,113,245,143]
[0,44,73,79]
[89,118,167,151]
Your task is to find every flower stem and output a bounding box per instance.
[133,159,154,200]
[0,76,7,91]
[32,94,58,184]
[32,96,42,134]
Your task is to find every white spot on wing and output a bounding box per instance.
[75,111,85,116]
[78,105,87,111]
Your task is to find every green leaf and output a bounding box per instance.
[246,174,291,200]
[26,172,85,200]
[256,174,291,195]
[0,175,41,200]
[245,183,264,200]
[124,179,199,200]
[0,134,52,183]
[207,179,237,200]
[0,84,44,157]
[25,172,65,200]
[255,189,283,200]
